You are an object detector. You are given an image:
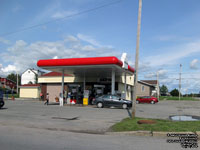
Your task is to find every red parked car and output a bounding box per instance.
[136,96,158,104]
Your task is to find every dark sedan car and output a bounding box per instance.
[93,94,132,109]
[0,91,4,108]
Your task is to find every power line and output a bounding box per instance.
[0,0,125,37]
[139,72,200,75]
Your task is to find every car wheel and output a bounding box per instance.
[97,102,103,108]
[151,101,155,104]
[0,101,4,108]
[122,104,128,109]
[136,100,139,104]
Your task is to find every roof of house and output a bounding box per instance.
[21,68,37,75]
[41,72,72,77]
[141,80,158,85]
[138,81,155,87]
[0,77,16,84]
[20,84,40,87]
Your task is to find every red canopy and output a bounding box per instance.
[37,56,134,77]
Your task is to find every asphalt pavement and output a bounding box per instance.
[0,124,184,150]
[0,99,200,149]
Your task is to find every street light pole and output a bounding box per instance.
[157,71,159,101]
[132,0,142,118]
[179,64,182,101]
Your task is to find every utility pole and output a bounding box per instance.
[157,71,159,101]
[186,80,188,97]
[179,64,182,101]
[132,0,142,118]
[17,73,18,94]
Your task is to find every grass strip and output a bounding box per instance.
[5,94,19,98]
[111,117,200,132]
[159,96,197,101]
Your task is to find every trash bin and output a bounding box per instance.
[83,98,88,105]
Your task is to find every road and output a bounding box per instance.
[0,125,183,150]
[0,99,200,150]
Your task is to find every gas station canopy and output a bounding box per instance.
[37,56,134,77]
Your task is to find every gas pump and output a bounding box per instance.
[89,85,105,105]
[67,84,80,104]
[93,85,105,97]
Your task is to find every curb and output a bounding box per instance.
[4,98,40,101]
[106,131,152,136]
[106,131,200,139]
[153,131,195,138]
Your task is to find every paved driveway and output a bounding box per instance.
[0,100,129,133]
[136,100,200,119]
[1,100,200,133]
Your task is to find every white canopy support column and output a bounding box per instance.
[111,69,115,95]
[124,73,127,99]
[60,70,64,106]
[83,71,86,91]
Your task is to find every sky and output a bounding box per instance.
[0,0,200,94]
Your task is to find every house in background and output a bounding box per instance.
[141,80,159,96]
[137,81,155,97]
[137,80,159,97]
[21,68,44,85]
[0,77,16,91]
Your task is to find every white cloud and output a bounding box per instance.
[82,45,95,51]
[154,35,191,42]
[144,69,168,79]
[65,35,79,43]
[144,72,156,78]
[77,34,102,47]
[190,59,199,69]
[0,34,118,74]
[51,10,78,19]
[0,37,10,45]
[158,69,168,76]
[1,65,17,73]
[53,56,58,59]
[144,40,200,67]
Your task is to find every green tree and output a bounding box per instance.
[170,88,180,96]
[6,73,21,85]
[160,85,168,95]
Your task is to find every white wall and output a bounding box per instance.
[20,87,40,98]
[21,69,37,85]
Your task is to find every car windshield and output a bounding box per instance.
[102,95,111,99]
[112,95,120,100]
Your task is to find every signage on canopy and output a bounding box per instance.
[121,53,128,69]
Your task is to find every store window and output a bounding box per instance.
[141,85,145,92]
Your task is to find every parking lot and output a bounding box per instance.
[1,99,200,133]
